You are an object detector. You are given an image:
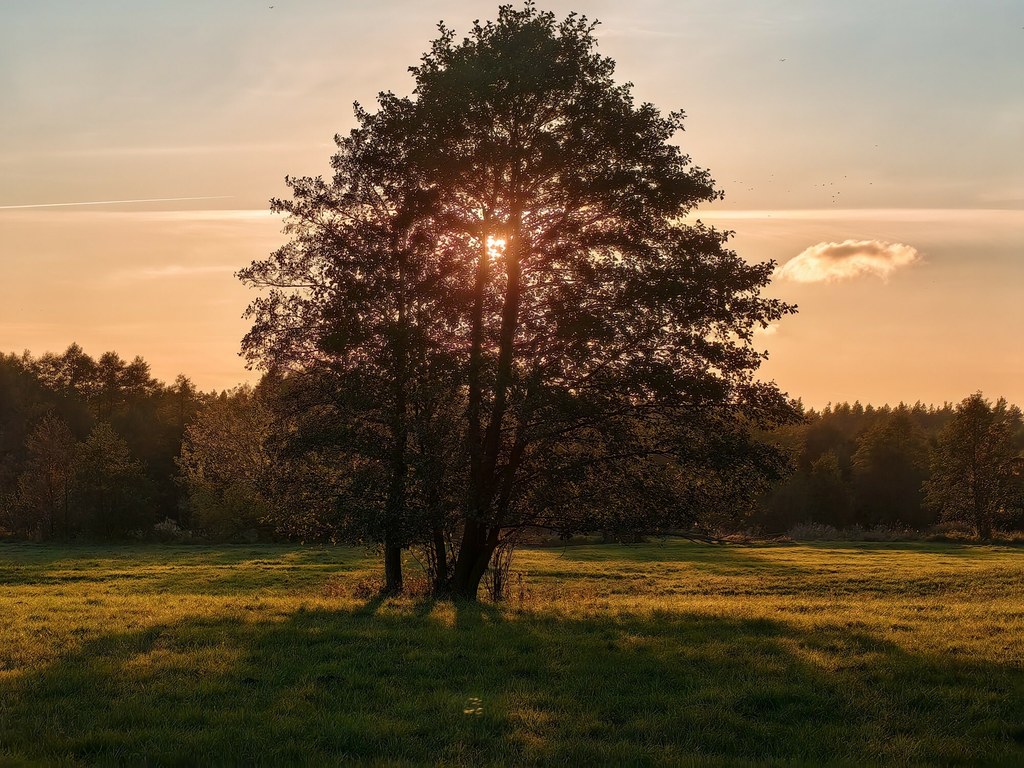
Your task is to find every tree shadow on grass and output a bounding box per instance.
[801,541,1018,556]
[1,602,1022,766]
[0,544,371,594]
[545,541,818,578]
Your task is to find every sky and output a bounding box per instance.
[1,0,1022,407]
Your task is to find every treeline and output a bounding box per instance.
[755,398,1024,537]
[1,345,790,550]
[0,346,202,539]
[2,344,1023,544]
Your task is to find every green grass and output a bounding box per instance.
[1,541,1022,766]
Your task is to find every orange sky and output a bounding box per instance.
[1,1,1022,407]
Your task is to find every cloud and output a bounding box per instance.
[776,239,921,283]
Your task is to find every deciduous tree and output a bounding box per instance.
[14,415,79,539]
[242,3,796,598]
[924,393,1023,539]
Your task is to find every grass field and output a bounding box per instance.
[1,540,1022,766]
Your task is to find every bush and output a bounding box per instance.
[152,517,192,543]
[788,523,917,542]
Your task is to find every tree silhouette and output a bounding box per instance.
[924,394,1023,539]
[239,106,464,590]
[242,4,796,597]
[76,422,151,538]
[14,415,79,539]
[177,386,273,539]
[852,409,932,528]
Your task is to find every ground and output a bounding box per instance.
[1,540,1022,766]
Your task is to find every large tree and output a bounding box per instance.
[242,3,796,598]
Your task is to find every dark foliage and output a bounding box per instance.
[239,3,798,597]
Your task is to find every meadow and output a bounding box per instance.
[1,540,1022,766]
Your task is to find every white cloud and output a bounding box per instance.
[776,239,921,283]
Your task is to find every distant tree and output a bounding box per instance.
[176,386,273,539]
[36,344,98,399]
[121,356,159,400]
[76,422,151,538]
[924,394,1023,539]
[801,419,854,474]
[13,415,79,539]
[851,409,932,528]
[94,351,127,419]
[0,347,208,541]
[807,451,852,526]
[0,354,50,494]
[162,375,203,435]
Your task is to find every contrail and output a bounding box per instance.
[0,195,232,210]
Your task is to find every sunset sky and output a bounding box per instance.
[2,0,1021,407]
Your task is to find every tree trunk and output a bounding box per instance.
[381,242,411,595]
[451,525,485,599]
[383,541,403,594]
[454,227,494,600]
[453,213,525,601]
[450,544,493,600]
[432,524,448,592]
[450,524,501,600]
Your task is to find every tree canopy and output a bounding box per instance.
[924,394,1024,539]
[240,3,797,598]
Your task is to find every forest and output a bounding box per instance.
[3,343,1022,554]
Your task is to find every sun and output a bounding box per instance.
[485,235,507,260]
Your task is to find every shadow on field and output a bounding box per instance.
[550,541,816,577]
[1,601,1022,765]
[0,545,370,595]
[800,541,1014,556]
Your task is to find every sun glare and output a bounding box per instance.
[485,235,507,260]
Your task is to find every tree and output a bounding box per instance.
[76,422,151,538]
[242,3,795,598]
[806,451,851,526]
[14,415,79,539]
[924,393,1023,539]
[383,4,796,597]
[239,103,463,591]
[851,409,932,528]
[177,386,273,539]
[35,344,98,399]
